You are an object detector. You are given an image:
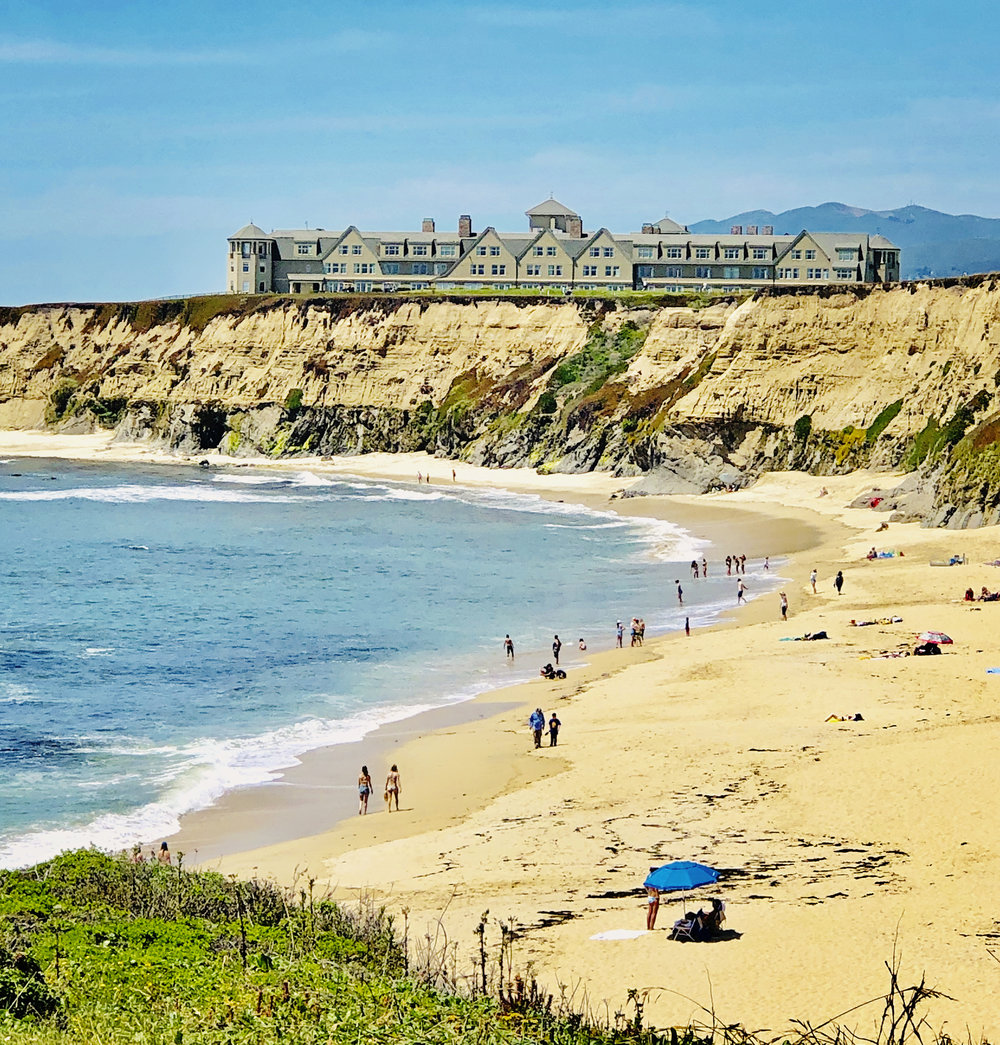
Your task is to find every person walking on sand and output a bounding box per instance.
[780,591,788,621]
[529,707,545,749]
[646,873,661,930]
[504,634,514,660]
[810,568,817,594]
[548,711,561,747]
[616,620,624,648]
[552,634,562,665]
[737,578,747,604]
[157,841,171,866]
[834,570,844,595]
[384,764,401,811]
[358,765,373,815]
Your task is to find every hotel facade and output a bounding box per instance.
[227,199,901,296]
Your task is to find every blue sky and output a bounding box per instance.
[2,0,998,303]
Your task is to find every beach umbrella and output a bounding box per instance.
[643,860,719,892]
[918,631,953,644]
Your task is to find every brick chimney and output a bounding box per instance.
[746,225,758,235]
[730,225,743,235]
[567,216,583,238]
[422,218,435,233]
[458,214,472,238]
[761,225,774,235]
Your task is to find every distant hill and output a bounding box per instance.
[689,202,1000,279]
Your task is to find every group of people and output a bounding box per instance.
[645,880,727,941]
[622,618,646,646]
[357,763,401,815]
[725,555,748,575]
[528,707,561,748]
[688,558,708,578]
[131,841,172,865]
[965,587,1000,602]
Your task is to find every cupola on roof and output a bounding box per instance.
[525,197,580,218]
[229,223,269,239]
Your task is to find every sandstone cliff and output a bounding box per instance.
[2,282,1000,525]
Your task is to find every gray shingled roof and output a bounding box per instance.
[525,197,579,217]
[230,223,268,239]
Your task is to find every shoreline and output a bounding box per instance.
[8,431,1000,1034]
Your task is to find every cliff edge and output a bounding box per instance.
[2,283,1000,526]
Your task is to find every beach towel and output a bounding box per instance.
[987,668,1000,675]
[589,929,648,941]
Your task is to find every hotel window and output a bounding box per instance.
[548,264,563,276]
[723,248,740,259]
[604,265,620,277]
[352,245,362,255]
[434,263,449,274]
[438,244,456,256]
[489,246,501,256]
[589,247,600,257]
[752,267,769,279]
[583,264,597,276]
[413,263,428,274]
[804,249,816,260]
[259,264,265,273]
[546,246,557,256]
[602,247,614,257]
[526,264,541,275]
[752,247,769,259]
[476,246,487,255]
[470,263,485,275]
[339,245,349,254]
[412,245,428,255]
[791,250,802,260]
[778,268,799,278]
[242,281,250,292]
[666,247,683,259]
[533,246,543,256]
[241,244,251,257]
[297,244,310,255]
[242,263,249,272]
[491,264,506,275]
[835,267,854,279]
[806,267,828,279]
[666,266,682,278]
[637,265,653,277]
[636,247,654,258]
[723,266,740,279]
[837,248,856,261]
[695,247,711,259]
[383,262,400,274]
[695,266,712,278]
[384,244,401,256]
[353,263,375,274]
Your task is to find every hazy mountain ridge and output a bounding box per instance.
[689,202,1000,279]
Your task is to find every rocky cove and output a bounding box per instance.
[2,281,1000,526]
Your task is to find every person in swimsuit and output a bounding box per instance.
[615,621,624,648]
[737,578,747,604]
[646,870,660,930]
[810,568,817,593]
[358,765,373,815]
[157,841,171,866]
[780,591,788,620]
[552,635,562,665]
[504,634,514,660]
[384,764,401,812]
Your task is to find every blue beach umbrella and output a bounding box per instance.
[643,860,719,892]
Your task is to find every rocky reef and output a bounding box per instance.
[3,281,1000,525]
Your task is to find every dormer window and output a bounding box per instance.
[296,244,311,255]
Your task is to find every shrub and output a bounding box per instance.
[0,947,61,1021]
[866,399,903,444]
[793,414,812,442]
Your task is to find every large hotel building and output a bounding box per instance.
[227,198,900,296]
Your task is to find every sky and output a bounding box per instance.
[2,0,998,303]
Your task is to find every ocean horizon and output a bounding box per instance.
[0,456,767,869]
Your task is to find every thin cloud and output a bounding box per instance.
[0,30,382,65]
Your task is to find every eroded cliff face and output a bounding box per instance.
[2,283,1000,525]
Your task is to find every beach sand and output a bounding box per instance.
[4,430,1000,1037]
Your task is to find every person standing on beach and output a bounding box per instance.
[764,556,770,572]
[529,707,545,748]
[548,711,561,746]
[685,616,690,637]
[504,634,514,660]
[737,578,747,604]
[690,559,699,579]
[779,591,788,620]
[646,872,661,930]
[637,618,646,645]
[834,570,844,595]
[552,634,562,665]
[701,557,708,578]
[384,764,401,811]
[726,555,732,576]
[616,620,624,648]
[676,580,683,605]
[739,554,746,573]
[157,841,171,866]
[358,765,373,815]
[810,569,818,594]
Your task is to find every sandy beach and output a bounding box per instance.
[5,429,1000,1037]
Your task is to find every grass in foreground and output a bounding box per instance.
[0,850,989,1044]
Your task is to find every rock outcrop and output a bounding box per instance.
[2,281,1000,525]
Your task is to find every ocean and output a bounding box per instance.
[0,457,758,869]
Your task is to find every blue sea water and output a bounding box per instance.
[0,458,749,869]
